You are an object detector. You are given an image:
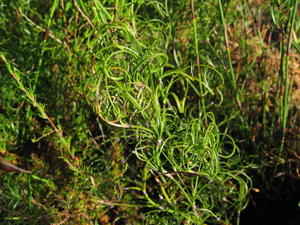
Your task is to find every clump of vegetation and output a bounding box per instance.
[0,0,298,224]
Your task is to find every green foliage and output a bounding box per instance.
[0,0,298,224]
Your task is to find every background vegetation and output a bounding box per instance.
[0,0,299,224]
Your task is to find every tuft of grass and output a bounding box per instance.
[0,0,298,224]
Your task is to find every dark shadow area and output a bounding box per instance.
[240,173,300,225]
